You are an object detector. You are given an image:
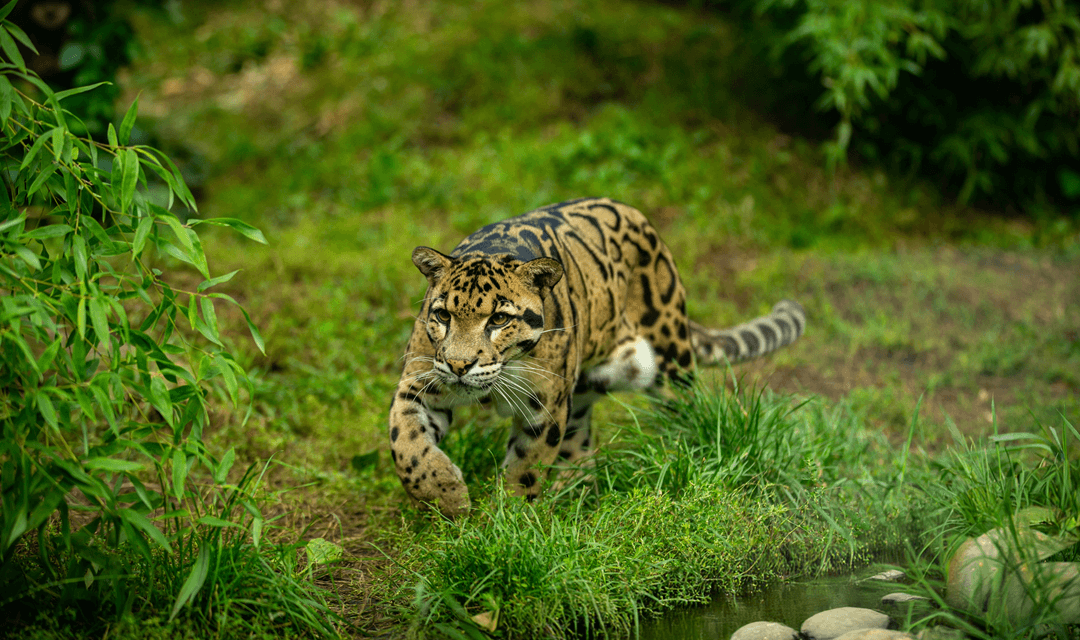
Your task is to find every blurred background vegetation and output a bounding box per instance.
[3,0,1079,637]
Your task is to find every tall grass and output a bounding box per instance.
[902,413,1080,638]
[3,462,342,639]
[382,381,931,638]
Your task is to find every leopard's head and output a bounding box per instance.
[411,247,563,397]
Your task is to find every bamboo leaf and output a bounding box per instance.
[26,160,56,197]
[240,307,266,355]
[52,81,110,104]
[0,1,20,22]
[14,245,41,271]
[172,448,187,501]
[149,376,174,426]
[72,234,87,281]
[118,507,171,553]
[0,214,24,234]
[120,147,138,214]
[36,337,61,372]
[2,20,35,53]
[196,515,239,528]
[119,95,139,145]
[170,545,210,621]
[187,228,209,279]
[190,217,267,244]
[161,212,193,254]
[200,297,219,342]
[132,214,154,257]
[36,390,57,430]
[88,295,109,343]
[197,269,239,292]
[51,126,63,163]
[19,126,57,171]
[214,448,235,484]
[186,292,197,330]
[24,224,73,240]
[76,296,86,340]
[84,458,144,472]
[0,26,24,69]
[215,356,238,407]
[0,75,12,125]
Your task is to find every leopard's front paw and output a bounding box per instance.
[401,451,471,518]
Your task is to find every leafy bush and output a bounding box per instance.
[0,5,336,635]
[5,0,139,135]
[712,0,1080,206]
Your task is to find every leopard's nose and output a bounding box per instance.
[445,358,477,377]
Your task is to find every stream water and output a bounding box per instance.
[635,570,904,640]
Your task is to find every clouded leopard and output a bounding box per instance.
[389,197,805,516]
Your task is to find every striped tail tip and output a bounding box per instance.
[691,299,806,365]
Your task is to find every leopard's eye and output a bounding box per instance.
[489,312,510,327]
[433,309,451,324]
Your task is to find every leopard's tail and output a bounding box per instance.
[690,300,805,365]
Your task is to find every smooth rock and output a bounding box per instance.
[881,592,930,606]
[730,620,798,640]
[833,629,915,640]
[801,607,891,640]
[868,570,906,582]
[945,525,1080,625]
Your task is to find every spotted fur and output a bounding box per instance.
[389,198,805,516]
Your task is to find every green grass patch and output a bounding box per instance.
[373,382,930,638]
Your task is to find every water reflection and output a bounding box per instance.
[636,572,901,640]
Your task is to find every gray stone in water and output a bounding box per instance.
[730,620,798,640]
[945,524,1080,625]
[833,630,915,640]
[800,607,891,640]
[868,569,906,582]
[880,592,930,606]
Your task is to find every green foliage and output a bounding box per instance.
[5,0,139,135]
[0,9,335,636]
[720,0,1080,205]
[389,384,929,639]
[903,414,1080,637]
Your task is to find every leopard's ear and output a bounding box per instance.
[412,247,454,282]
[516,257,563,291]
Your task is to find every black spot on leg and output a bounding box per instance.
[390,427,399,442]
[519,472,537,488]
[514,443,528,460]
[558,449,573,460]
[523,423,545,438]
[545,425,562,447]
